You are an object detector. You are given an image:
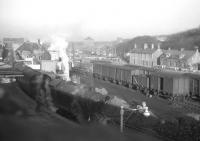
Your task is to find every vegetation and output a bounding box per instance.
[162,28,200,50]
[51,87,200,141]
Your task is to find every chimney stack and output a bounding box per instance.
[38,39,41,45]
[157,43,160,49]
[181,48,184,51]
[151,44,154,49]
[168,47,171,50]
[144,43,148,49]
[194,46,199,52]
[134,43,137,49]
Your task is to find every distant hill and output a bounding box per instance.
[161,28,200,50]
[115,27,200,58]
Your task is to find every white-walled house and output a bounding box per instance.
[129,44,163,67]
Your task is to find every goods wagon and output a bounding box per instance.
[121,68,132,85]
[108,66,116,82]
[93,63,102,78]
[150,75,159,90]
[92,62,141,87]
[185,73,200,97]
[93,62,133,85]
[151,71,190,96]
[101,64,110,80]
[114,67,131,85]
[131,69,150,88]
[92,61,200,98]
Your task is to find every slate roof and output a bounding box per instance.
[161,49,195,61]
[17,42,40,53]
[130,48,158,54]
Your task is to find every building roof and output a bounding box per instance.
[130,48,158,54]
[3,38,24,44]
[161,49,195,61]
[92,61,186,78]
[17,42,40,53]
[84,37,94,41]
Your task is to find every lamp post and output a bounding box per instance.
[120,101,150,133]
[120,106,124,133]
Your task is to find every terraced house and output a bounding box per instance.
[129,43,163,67]
[159,48,200,70]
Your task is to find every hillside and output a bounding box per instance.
[115,27,200,57]
[161,28,200,50]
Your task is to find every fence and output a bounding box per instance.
[174,98,200,113]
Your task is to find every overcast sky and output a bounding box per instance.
[0,0,200,41]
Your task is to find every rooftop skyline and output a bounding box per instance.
[0,0,200,41]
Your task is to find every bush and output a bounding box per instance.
[154,117,200,141]
[51,87,200,141]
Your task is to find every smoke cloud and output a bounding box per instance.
[49,35,70,81]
